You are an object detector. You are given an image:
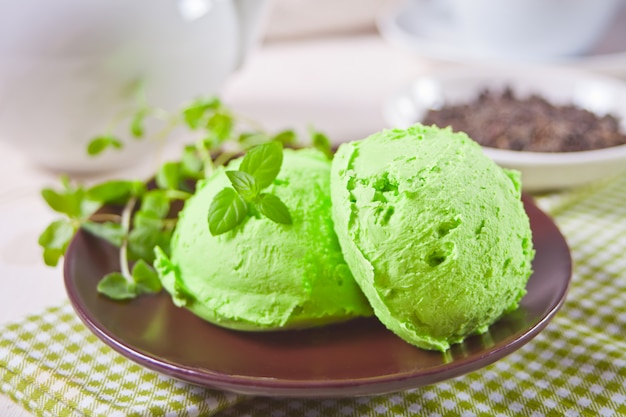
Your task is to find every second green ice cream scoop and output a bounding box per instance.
[330,124,535,351]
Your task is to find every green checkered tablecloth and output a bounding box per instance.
[2,173,626,417]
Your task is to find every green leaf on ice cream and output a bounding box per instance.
[226,170,259,201]
[208,141,293,235]
[239,140,283,188]
[208,187,249,235]
[257,193,292,225]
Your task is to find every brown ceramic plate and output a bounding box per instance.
[64,196,571,397]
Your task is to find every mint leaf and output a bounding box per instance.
[97,272,136,300]
[206,112,233,143]
[38,219,76,266]
[183,97,220,129]
[273,129,297,145]
[257,193,292,225]
[156,162,181,190]
[312,130,333,159]
[86,180,145,204]
[132,259,162,294]
[239,141,283,188]
[41,188,82,218]
[128,211,172,263]
[42,179,101,221]
[87,135,123,156]
[130,109,149,138]
[81,221,125,247]
[141,190,170,218]
[181,145,203,177]
[133,210,163,229]
[208,187,248,235]
[238,132,269,149]
[226,170,259,201]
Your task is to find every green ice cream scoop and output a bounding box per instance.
[330,124,534,351]
[155,148,373,331]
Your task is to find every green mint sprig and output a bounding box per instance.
[208,141,292,236]
[95,194,160,301]
[86,94,297,161]
[38,176,184,300]
[41,95,330,300]
[310,128,333,160]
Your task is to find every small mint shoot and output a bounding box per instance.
[127,211,173,264]
[131,259,162,294]
[39,176,104,266]
[156,162,182,190]
[130,108,150,138]
[206,112,234,144]
[81,221,125,247]
[183,97,221,129]
[97,272,136,300]
[38,219,76,267]
[86,180,145,205]
[41,187,82,218]
[272,129,297,145]
[181,145,204,178]
[141,190,171,219]
[238,132,270,149]
[311,129,333,159]
[87,135,123,156]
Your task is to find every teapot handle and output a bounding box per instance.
[232,0,270,69]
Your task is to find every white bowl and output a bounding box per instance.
[0,0,269,173]
[383,66,626,192]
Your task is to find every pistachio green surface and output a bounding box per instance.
[156,148,372,331]
[331,124,534,351]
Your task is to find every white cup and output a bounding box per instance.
[438,0,622,59]
[0,0,268,173]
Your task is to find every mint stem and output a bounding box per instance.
[197,142,215,178]
[119,196,137,283]
[213,151,238,168]
[89,213,123,223]
[164,189,192,201]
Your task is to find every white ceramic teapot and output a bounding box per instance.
[0,0,269,172]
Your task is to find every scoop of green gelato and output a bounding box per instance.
[330,124,534,351]
[156,148,373,331]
